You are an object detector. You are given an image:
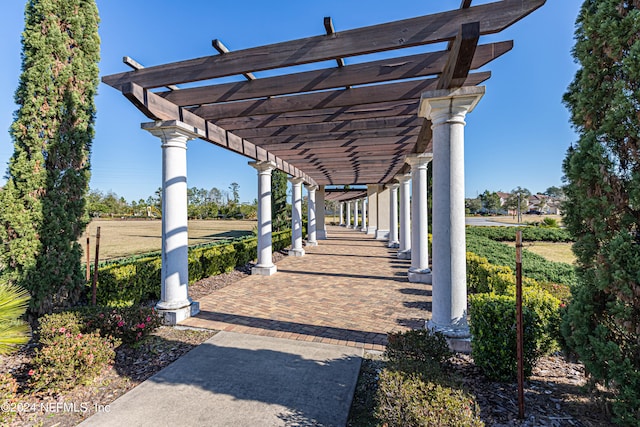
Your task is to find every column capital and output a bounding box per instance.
[418,86,485,126]
[394,173,412,183]
[249,160,277,174]
[142,120,201,144]
[304,184,318,192]
[405,153,433,168]
[385,182,400,190]
[288,176,305,185]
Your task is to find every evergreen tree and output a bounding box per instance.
[561,1,640,423]
[0,0,100,315]
[271,169,289,232]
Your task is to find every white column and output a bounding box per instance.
[339,203,345,226]
[353,199,359,229]
[406,154,432,284]
[396,173,412,259]
[387,183,400,248]
[306,184,318,246]
[346,201,352,228]
[249,161,277,276]
[420,86,485,343]
[288,177,305,257]
[361,198,368,232]
[316,186,327,239]
[142,121,200,325]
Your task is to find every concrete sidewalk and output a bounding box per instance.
[79,331,363,427]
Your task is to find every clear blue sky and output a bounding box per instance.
[0,0,582,203]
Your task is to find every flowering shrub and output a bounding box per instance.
[30,329,115,393]
[37,311,83,345]
[0,372,18,424]
[82,305,162,345]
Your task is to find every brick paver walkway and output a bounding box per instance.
[182,225,432,351]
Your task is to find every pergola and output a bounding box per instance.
[103,0,545,342]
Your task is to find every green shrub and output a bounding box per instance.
[81,306,162,345]
[0,372,18,424]
[30,319,115,393]
[469,293,542,381]
[37,311,84,345]
[466,226,573,242]
[375,369,484,427]
[467,233,576,287]
[385,329,451,374]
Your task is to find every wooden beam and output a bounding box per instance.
[123,56,180,91]
[192,72,490,120]
[255,136,416,151]
[102,0,545,90]
[233,115,420,139]
[438,22,480,89]
[160,41,511,106]
[215,100,420,130]
[414,118,433,153]
[248,126,420,146]
[120,81,315,185]
[324,17,346,69]
[211,39,256,81]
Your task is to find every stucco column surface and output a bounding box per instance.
[366,186,378,234]
[346,201,352,228]
[353,199,359,229]
[387,183,400,248]
[406,153,432,284]
[288,177,306,257]
[142,121,200,324]
[375,186,390,240]
[419,86,485,342]
[339,203,345,226]
[306,184,318,246]
[396,174,412,259]
[249,161,277,276]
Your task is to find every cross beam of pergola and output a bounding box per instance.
[103,0,545,187]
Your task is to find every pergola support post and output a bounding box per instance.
[361,198,368,232]
[396,174,412,259]
[288,177,306,257]
[387,183,400,248]
[420,86,485,351]
[142,120,200,325]
[250,161,277,276]
[339,202,345,226]
[317,186,327,239]
[346,201,352,228]
[406,153,433,284]
[366,186,377,234]
[375,186,390,240]
[306,184,318,246]
[353,199,360,229]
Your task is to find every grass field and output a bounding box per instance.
[505,241,576,265]
[487,214,564,226]
[81,219,257,262]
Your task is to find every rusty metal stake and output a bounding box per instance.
[86,232,91,282]
[516,230,525,419]
[91,227,101,306]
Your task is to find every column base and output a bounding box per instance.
[157,301,200,325]
[408,268,432,284]
[375,229,389,240]
[251,264,277,276]
[387,240,400,248]
[288,248,306,257]
[397,249,411,260]
[317,230,327,240]
[426,320,471,354]
[366,226,376,235]
[306,240,318,247]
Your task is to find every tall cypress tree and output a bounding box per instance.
[0,0,100,315]
[561,1,640,423]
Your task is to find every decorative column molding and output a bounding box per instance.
[306,184,318,246]
[366,185,378,234]
[288,177,306,257]
[316,185,327,239]
[339,202,345,226]
[386,182,400,248]
[419,85,485,348]
[249,161,277,276]
[406,153,433,284]
[396,174,412,259]
[361,198,368,233]
[142,120,200,325]
[346,201,352,228]
[375,186,390,240]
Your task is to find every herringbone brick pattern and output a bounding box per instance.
[182,226,432,351]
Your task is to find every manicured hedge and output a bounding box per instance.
[466,232,576,287]
[93,230,292,306]
[467,226,573,242]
